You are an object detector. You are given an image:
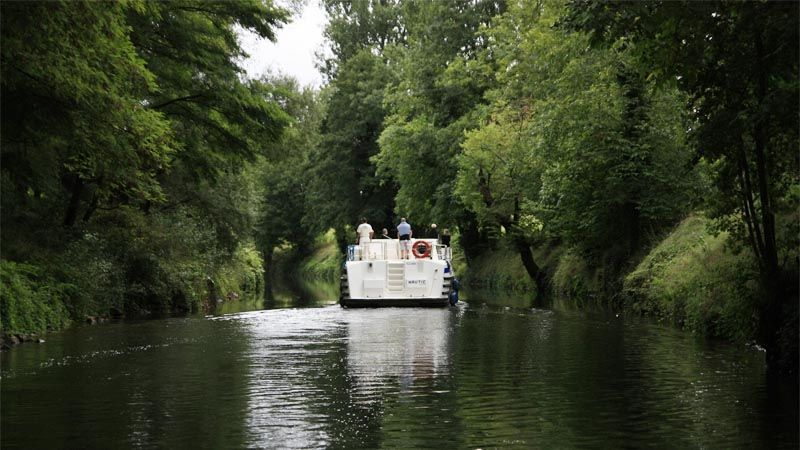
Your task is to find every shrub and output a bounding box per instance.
[0,260,70,335]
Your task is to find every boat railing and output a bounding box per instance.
[347,240,452,262]
[347,241,394,261]
[435,244,452,261]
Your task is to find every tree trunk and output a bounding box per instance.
[512,234,549,302]
[753,23,785,373]
[262,245,274,298]
[63,176,84,227]
[81,194,98,223]
[477,172,548,299]
[738,149,765,267]
[508,197,549,301]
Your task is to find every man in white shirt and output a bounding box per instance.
[356,217,374,260]
[356,217,375,258]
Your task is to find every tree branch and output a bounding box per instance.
[149,94,206,110]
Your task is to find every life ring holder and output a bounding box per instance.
[412,240,433,258]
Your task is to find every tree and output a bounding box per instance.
[254,76,323,280]
[320,0,406,78]
[127,0,290,201]
[455,0,696,295]
[1,1,175,229]
[564,0,799,372]
[1,0,292,317]
[306,50,396,251]
[374,0,506,253]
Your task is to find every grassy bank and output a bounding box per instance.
[623,215,760,342]
[271,230,343,286]
[463,215,765,343]
[0,248,263,338]
[461,238,602,305]
[460,245,535,292]
[298,230,344,282]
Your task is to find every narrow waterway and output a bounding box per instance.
[2,286,797,448]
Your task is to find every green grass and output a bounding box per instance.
[462,238,603,304]
[623,214,760,341]
[298,229,344,282]
[462,243,536,292]
[551,249,600,303]
[461,214,763,344]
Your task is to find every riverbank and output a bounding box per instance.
[464,214,799,363]
[0,239,264,346]
[270,231,342,286]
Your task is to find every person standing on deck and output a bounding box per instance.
[356,218,374,245]
[397,218,412,259]
[440,228,451,246]
[380,228,391,239]
[426,223,438,239]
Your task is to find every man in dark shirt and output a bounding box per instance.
[440,228,451,246]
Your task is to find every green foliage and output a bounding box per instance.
[320,0,405,77]
[253,75,324,269]
[1,1,175,219]
[214,243,264,297]
[624,215,760,342]
[0,0,293,329]
[128,1,290,181]
[0,261,70,335]
[551,250,598,303]
[306,50,396,249]
[298,230,344,282]
[564,0,798,371]
[456,1,698,268]
[375,0,504,227]
[457,245,535,293]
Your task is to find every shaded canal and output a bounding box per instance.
[2,287,797,448]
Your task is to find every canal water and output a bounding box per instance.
[2,289,797,448]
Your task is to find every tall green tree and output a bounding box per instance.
[320,0,406,78]
[564,0,799,372]
[127,1,289,237]
[456,0,696,294]
[306,51,396,250]
[254,76,323,278]
[375,0,506,256]
[1,1,174,231]
[1,0,292,319]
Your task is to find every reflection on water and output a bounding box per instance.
[2,289,798,448]
[346,309,451,386]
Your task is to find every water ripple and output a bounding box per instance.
[1,304,796,449]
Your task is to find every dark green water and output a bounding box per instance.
[2,289,797,449]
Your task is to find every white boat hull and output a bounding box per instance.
[339,241,456,307]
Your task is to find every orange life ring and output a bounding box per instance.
[412,240,433,258]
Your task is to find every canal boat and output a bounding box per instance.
[340,239,459,307]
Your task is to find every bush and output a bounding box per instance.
[0,260,71,335]
[215,242,264,296]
